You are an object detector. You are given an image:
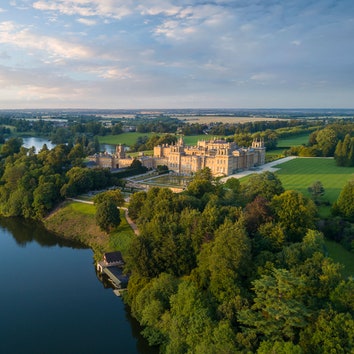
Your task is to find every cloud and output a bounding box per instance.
[0,21,93,60]
[88,66,133,80]
[77,18,97,26]
[250,72,276,82]
[292,40,301,46]
[32,0,133,19]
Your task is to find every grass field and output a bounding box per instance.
[99,132,220,147]
[45,201,135,260]
[277,134,310,148]
[98,132,156,145]
[274,158,354,204]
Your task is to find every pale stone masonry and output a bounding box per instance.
[89,137,266,177]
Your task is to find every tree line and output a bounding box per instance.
[125,168,353,353]
[0,137,120,220]
[288,121,354,166]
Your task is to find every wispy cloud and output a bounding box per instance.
[0,21,93,60]
[0,0,352,108]
[32,0,133,19]
[77,18,97,26]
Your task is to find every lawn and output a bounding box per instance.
[99,133,222,147]
[274,157,354,204]
[98,132,156,145]
[277,134,310,148]
[45,201,135,260]
[109,209,135,255]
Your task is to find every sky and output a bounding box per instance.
[0,0,353,109]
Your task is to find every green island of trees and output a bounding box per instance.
[0,113,353,353]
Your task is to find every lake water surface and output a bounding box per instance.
[0,217,156,354]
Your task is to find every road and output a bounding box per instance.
[220,156,297,182]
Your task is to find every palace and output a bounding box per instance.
[89,137,265,177]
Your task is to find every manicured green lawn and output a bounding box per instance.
[109,209,135,255]
[275,158,354,204]
[277,134,310,148]
[98,132,156,145]
[68,201,95,215]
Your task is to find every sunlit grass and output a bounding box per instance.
[109,209,135,255]
[98,132,156,145]
[277,134,310,148]
[275,158,354,204]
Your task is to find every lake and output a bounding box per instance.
[22,137,56,152]
[0,217,157,354]
[22,137,116,155]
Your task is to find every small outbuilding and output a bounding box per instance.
[97,251,124,273]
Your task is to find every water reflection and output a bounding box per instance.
[0,217,159,354]
[100,143,116,153]
[0,217,87,249]
[22,137,56,152]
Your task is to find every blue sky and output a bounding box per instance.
[0,0,353,109]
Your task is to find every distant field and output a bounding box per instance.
[98,132,155,145]
[277,134,310,148]
[274,158,354,204]
[179,116,287,124]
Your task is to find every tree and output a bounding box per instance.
[0,137,23,157]
[93,189,125,207]
[161,280,214,354]
[33,181,60,218]
[242,171,284,202]
[238,268,310,343]
[223,177,241,192]
[307,180,325,204]
[299,309,354,354]
[315,127,338,156]
[61,167,93,197]
[332,180,354,221]
[187,167,215,199]
[95,199,121,232]
[131,273,179,346]
[128,191,147,221]
[244,196,273,235]
[271,190,317,242]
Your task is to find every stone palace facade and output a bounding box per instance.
[89,137,266,177]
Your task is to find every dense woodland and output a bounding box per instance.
[0,115,353,353]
